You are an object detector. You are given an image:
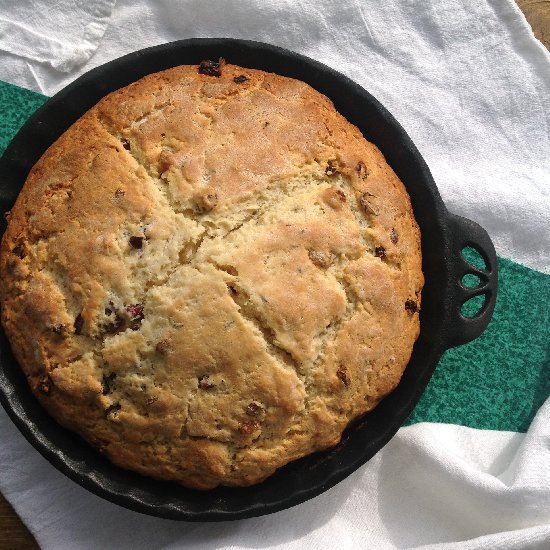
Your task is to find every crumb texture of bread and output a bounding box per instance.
[0,63,423,489]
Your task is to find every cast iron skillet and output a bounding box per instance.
[0,39,498,521]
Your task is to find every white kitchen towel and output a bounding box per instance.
[0,0,115,79]
[1,397,549,550]
[1,0,550,549]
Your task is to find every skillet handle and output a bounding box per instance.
[445,213,498,348]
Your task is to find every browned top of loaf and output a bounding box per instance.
[0,62,423,489]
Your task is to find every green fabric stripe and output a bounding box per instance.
[0,81,47,156]
[407,257,550,432]
[1,80,549,433]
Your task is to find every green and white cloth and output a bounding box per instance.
[0,1,549,548]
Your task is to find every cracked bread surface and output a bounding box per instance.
[0,63,423,489]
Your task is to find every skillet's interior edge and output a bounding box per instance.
[0,38,454,520]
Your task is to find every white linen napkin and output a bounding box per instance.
[1,396,549,549]
[0,0,115,79]
[0,1,549,548]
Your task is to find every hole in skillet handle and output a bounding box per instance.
[461,294,486,318]
[461,246,487,271]
[445,213,498,347]
[461,273,482,289]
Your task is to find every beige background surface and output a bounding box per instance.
[0,2,548,547]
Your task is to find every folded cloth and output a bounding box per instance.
[1,396,549,549]
[0,0,549,549]
[0,0,115,77]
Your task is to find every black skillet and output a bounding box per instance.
[0,39,498,520]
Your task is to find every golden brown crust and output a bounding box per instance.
[0,63,423,488]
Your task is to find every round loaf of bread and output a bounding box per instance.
[0,61,423,489]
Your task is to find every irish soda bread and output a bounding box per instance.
[0,61,423,489]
